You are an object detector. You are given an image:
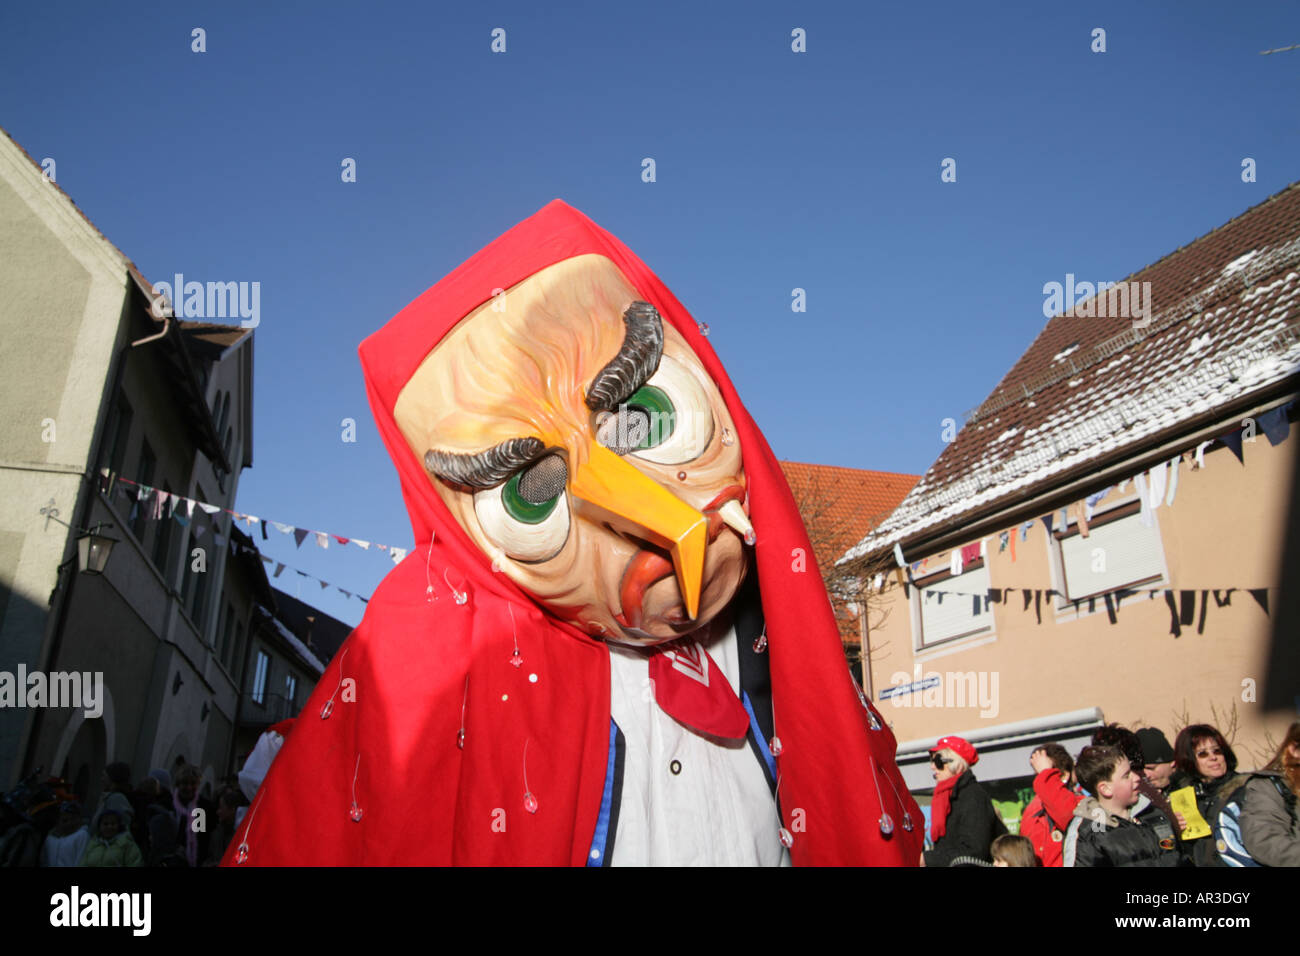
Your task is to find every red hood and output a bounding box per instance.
[224,200,922,866]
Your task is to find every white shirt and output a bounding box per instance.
[606,622,789,866]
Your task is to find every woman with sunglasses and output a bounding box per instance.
[1171,723,1239,865]
[920,736,1007,867]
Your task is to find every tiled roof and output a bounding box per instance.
[847,182,1300,564]
[779,461,918,575]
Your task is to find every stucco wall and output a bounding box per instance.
[867,432,1298,773]
[0,137,129,786]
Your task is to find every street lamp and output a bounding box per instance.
[75,523,117,575]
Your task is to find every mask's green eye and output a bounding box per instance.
[502,469,561,524]
[627,385,675,449]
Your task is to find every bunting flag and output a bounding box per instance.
[893,542,905,567]
[1040,514,1053,536]
[1165,455,1180,506]
[1148,462,1167,511]
[1260,403,1293,445]
[1135,473,1153,527]
[1221,428,1245,464]
[1084,486,1112,520]
[104,475,398,608]
[1076,499,1090,538]
[107,475,409,566]
[1249,589,1269,615]
[950,549,963,576]
[998,531,1009,553]
[1194,441,1211,470]
[1009,530,1017,562]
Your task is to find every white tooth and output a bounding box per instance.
[718,500,754,543]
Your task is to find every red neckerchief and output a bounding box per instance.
[648,639,749,739]
[930,773,961,842]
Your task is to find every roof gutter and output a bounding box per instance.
[844,379,1299,573]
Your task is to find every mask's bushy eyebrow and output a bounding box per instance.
[585,301,664,412]
[424,437,546,489]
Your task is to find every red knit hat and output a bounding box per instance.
[930,735,979,766]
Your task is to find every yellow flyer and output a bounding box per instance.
[1169,786,1211,840]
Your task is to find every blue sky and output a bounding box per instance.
[3,1,1297,626]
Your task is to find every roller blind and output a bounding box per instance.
[1060,511,1163,599]
[919,562,992,646]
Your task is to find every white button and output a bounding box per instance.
[590,849,600,860]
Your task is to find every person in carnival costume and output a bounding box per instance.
[224,201,921,866]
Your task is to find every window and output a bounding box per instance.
[131,440,156,541]
[228,620,246,678]
[100,394,133,494]
[915,557,993,648]
[184,485,214,632]
[285,674,298,709]
[251,651,269,705]
[1055,502,1165,602]
[218,601,235,662]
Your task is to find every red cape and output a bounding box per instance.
[223,200,922,866]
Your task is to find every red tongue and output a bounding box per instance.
[617,511,725,630]
[617,549,673,630]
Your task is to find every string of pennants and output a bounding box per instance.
[910,582,1270,638]
[874,401,1293,638]
[100,471,411,605]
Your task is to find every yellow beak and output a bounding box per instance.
[568,439,707,620]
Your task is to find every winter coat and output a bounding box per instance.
[40,826,89,867]
[924,770,1007,867]
[1019,768,1082,867]
[1170,769,1235,866]
[90,790,134,832]
[1239,773,1300,867]
[80,831,144,867]
[1065,795,1183,867]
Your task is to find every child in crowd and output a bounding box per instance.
[1065,746,1184,867]
[79,808,144,867]
[991,834,1039,867]
[40,800,89,867]
[1020,743,1082,866]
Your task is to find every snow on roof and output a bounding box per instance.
[258,605,327,675]
[844,184,1300,565]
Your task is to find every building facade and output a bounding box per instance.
[841,184,1300,814]
[0,127,336,808]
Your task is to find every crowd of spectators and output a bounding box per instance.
[920,720,1300,867]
